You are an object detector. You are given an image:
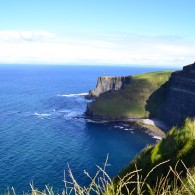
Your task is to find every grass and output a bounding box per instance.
[5,159,195,195]
[113,118,195,193]
[90,71,172,119]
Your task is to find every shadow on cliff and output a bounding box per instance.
[145,81,170,121]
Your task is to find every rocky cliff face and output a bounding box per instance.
[155,63,195,126]
[89,76,131,97]
[86,64,195,126]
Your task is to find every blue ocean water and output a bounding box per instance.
[0,65,175,193]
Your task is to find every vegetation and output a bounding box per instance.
[113,118,195,194]
[92,71,172,118]
[5,161,195,195]
[4,119,195,194]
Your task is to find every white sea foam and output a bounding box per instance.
[86,119,108,124]
[58,93,88,97]
[33,109,82,119]
[34,112,51,117]
[114,125,120,128]
[58,109,71,113]
[122,124,129,127]
[153,136,162,140]
[86,119,96,123]
[66,111,79,117]
[123,128,134,131]
[114,125,126,129]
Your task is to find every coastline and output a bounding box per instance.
[128,118,167,139]
[84,116,168,139]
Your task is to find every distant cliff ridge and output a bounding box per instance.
[86,63,195,127]
[154,62,195,126]
[86,71,172,120]
[89,76,131,97]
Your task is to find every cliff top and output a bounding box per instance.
[183,62,195,71]
[87,71,172,119]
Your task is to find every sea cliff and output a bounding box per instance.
[86,71,172,121]
[86,63,195,128]
[89,76,131,97]
[151,63,195,126]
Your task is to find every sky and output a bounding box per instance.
[1,0,195,67]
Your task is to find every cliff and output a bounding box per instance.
[89,76,131,97]
[86,71,172,120]
[150,62,195,126]
[86,63,195,127]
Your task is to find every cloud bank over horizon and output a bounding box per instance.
[0,30,194,67]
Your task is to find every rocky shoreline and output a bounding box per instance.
[84,116,168,139]
[129,119,167,139]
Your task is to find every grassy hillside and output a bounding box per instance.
[91,71,172,118]
[113,118,195,194]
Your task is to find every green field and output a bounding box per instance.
[91,71,172,118]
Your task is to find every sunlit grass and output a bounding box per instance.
[91,71,172,118]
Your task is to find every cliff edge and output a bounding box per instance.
[86,71,172,121]
[150,62,195,126]
[86,62,195,127]
[89,76,131,97]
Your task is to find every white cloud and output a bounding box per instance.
[0,30,55,42]
[0,30,194,67]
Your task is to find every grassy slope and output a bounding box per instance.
[113,118,195,192]
[92,71,172,118]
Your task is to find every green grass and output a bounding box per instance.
[113,118,195,193]
[91,71,172,119]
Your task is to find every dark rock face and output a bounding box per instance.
[156,63,195,126]
[89,76,131,97]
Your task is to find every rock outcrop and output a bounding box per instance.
[85,71,172,120]
[154,62,195,126]
[89,76,131,97]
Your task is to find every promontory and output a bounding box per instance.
[86,62,195,129]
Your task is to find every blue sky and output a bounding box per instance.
[1,0,195,66]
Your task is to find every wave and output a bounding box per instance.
[153,136,162,140]
[32,109,83,120]
[66,111,80,117]
[58,109,71,113]
[122,128,134,131]
[33,112,51,117]
[114,125,134,131]
[86,119,108,124]
[58,92,89,97]
[114,125,124,129]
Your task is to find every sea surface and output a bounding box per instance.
[0,65,176,193]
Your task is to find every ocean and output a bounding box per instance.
[0,65,175,193]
